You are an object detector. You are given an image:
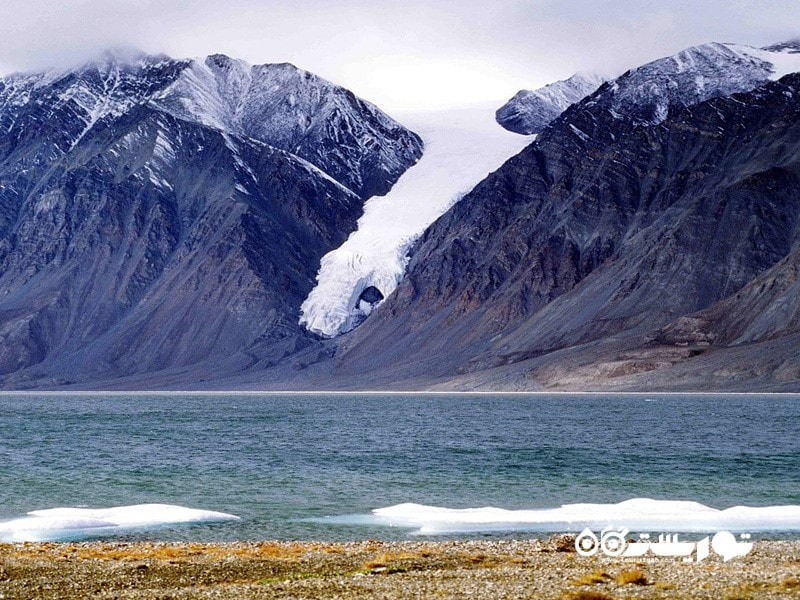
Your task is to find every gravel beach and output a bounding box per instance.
[1,538,798,599]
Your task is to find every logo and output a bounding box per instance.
[574,527,753,562]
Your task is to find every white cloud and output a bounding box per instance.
[0,0,798,111]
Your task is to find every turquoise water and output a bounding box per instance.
[0,393,798,540]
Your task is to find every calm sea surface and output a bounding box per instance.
[0,393,798,540]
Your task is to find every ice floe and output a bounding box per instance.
[317,498,800,535]
[0,503,240,542]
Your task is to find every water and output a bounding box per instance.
[0,393,798,541]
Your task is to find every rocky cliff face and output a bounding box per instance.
[0,53,422,387]
[331,73,800,391]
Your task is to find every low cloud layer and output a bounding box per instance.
[1,0,799,110]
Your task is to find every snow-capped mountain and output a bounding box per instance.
[318,39,800,390]
[763,40,800,53]
[336,71,800,391]
[152,54,421,198]
[588,41,800,125]
[496,73,605,135]
[495,41,800,136]
[0,52,422,199]
[301,39,800,341]
[3,39,800,391]
[0,54,184,165]
[0,52,421,386]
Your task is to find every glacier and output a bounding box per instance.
[299,105,533,338]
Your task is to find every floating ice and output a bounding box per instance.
[0,503,240,542]
[318,498,800,535]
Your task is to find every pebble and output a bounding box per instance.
[0,538,797,599]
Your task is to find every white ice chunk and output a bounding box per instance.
[0,503,240,542]
[319,498,800,535]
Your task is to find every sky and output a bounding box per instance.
[1,0,799,111]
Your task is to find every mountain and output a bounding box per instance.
[152,53,420,198]
[496,73,604,134]
[3,41,800,391]
[763,40,800,54]
[0,53,422,387]
[326,72,800,391]
[496,41,800,136]
[589,41,800,126]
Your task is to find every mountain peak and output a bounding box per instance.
[571,40,800,126]
[94,46,157,64]
[498,39,800,136]
[203,53,252,73]
[496,72,605,135]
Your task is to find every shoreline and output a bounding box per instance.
[1,538,798,599]
[2,390,800,396]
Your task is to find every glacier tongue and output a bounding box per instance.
[299,105,533,338]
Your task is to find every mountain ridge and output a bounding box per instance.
[0,52,422,387]
[496,40,800,137]
[496,72,605,135]
[2,43,800,391]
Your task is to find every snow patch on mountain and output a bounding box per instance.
[496,41,800,137]
[151,54,422,197]
[0,58,183,149]
[496,73,605,134]
[299,106,533,338]
[593,41,800,126]
[150,56,243,132]
[744,43,800,80]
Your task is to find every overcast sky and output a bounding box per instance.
[1,0,799,110]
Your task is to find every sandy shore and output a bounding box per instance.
[0,538,798,599]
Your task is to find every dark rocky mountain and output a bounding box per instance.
[327,73,800,391]
[496,73,604,135]
[0,53,422,388]
[3,44,800,391]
